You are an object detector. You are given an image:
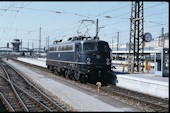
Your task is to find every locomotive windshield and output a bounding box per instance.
[83,43,97,51]
[99,42,111,52]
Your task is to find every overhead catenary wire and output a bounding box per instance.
[0,2,166,33]
[0,2,168,48]
[49,2,168,38]
[4,2,32,39]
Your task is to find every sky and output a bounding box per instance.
[0,1,169,49]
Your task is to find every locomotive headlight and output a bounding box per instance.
[96,55,101,59]
[110,51,112,60]
[106,58,110,65]
[87,58,91,65]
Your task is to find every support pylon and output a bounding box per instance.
[128,1,144,73]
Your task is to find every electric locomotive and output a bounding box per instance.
[46,36,113,85]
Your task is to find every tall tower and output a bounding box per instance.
[39,26,41,57]
[11,39,22,52]
[128,1,144,73]
[161,28,164,47]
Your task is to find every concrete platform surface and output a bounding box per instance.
[116,74,169,98]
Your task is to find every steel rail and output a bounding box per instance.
[0,92,14,112]
[2,61,66,112]
[0,75,29,112]
[13,83,52,112]
[1,64,29,111]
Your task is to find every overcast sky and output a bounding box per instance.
[0,1,168,48]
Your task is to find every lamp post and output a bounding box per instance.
[112,36,116,51]
[117,32,119,51]
[96,19,105,38]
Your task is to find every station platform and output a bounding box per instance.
[116,73,169,99]
[11,57,170,99]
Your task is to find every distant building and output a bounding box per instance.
[144,33,169,49]
[109,33,169,51]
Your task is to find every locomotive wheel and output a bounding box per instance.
[53,69,57,74]
[61,68,65,77]
[69,74,76,80]
[74,71,80,81]
[79,74,88,83]
[65,70,69,79]
[48,65,53,71]
[53,69,59,75]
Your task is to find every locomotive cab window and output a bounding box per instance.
[99,42,111,52]
[83,43,97,51]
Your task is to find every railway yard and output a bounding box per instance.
[0,1,169,112]
[0,57,169,112]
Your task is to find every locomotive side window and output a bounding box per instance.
[49,44,74,52]
[58,46,61,51]
[83,43,97,51]
[66,45,69,51]
[70,45,73,50]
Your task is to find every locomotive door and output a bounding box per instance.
[75,44,80,62]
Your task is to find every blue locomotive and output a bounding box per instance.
[46,36,114,85]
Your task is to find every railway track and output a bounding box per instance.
[100,84,169,112]
[3,58,169,112]
[0,92,14,112]
[0,61,66,112]
[0,73,28,111]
